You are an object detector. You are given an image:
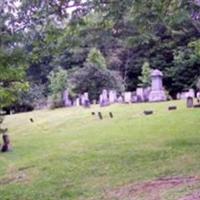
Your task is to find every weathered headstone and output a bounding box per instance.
[109,90,117,104]
[143,87,151,102]
[98,112,103,120]
[63,90,72,107]
[81,92,90,107]
[1,134,11,152]
[109,112,113,118]
[197,91,200,103]
[131,92,138,103]
[117,95,123,103]
[186,89,195,98]
[92,100,97,105]
[136,88,144,102]
[186,97,193,108]
[100,89,109,106]
[75,97,80,107]
[124,92,132,103]
[148,69,166,102]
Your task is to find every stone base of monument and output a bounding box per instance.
[194,104,200,108]
[148,90,166,102]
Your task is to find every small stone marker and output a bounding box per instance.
[168,106,177,111]
[1,134,11,152]
[109,112,113,118]
[186,97,193,108]
[91,112,95,115]
[98,112,103,120]
[144,110,153,115]
[30,118,34,123]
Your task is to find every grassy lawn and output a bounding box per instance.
[0,100,200,200]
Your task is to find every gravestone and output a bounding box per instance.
[197,91,200,103]
[148,69,166,102]
[124,92,132,103]
[1,134,11,152]
[176,93,181,100]
[186,97,193,108]
[81,93,90,107]
[143,87,151,102]
[92,100,97,105]
[136,88,144,102]
[63,90,72,107]
[168,106,177,111]
[98,112,103,120]
[109,112,113,118]
[100,89,109,106]
[75,97,80,107]
[117,95,123,103]
[144,110,153,115]
[132,95,138,103]
[109,90,117,104]
[186,89,195,98]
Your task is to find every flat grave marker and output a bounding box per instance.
[144,110,154,115]
[168,106,177,111]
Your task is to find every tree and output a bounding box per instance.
[0,1,28,110]
[138,61,151,88]
[48,67,68,96]
[71,48,124,100]
[71,64,124,100]
[86,48,106,69]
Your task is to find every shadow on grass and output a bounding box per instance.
[167,138,200,149]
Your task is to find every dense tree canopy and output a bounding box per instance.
[1,0,200,109]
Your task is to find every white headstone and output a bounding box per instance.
[75,98,80,106]
[100,89,109,106]
[186,89,195,98]
[136,88,144,102]
[63,90,72,106]
[109,90,117,103]
[148,69,166,102]
[124,92,132,103]
[197,91,200,99]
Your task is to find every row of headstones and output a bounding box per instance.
[177,89,200,100]
[62,89,152,108]
[62,89,200,108]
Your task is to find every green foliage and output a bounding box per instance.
[86,48,107,69]
[189,39,200,57]
[138,61,151,87]
[71,64,124,100]
[0,3,28,109]
[48,67,68,96]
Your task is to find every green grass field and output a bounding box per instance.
[0,100,200,200]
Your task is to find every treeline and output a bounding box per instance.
[1,0,200,110]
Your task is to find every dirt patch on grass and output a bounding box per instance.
[106,176,200,200]
[179,190,200,200]
[0,171,28,185]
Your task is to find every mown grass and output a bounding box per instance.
[0,100,200,200]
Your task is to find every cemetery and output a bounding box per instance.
[0,1,200,200]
